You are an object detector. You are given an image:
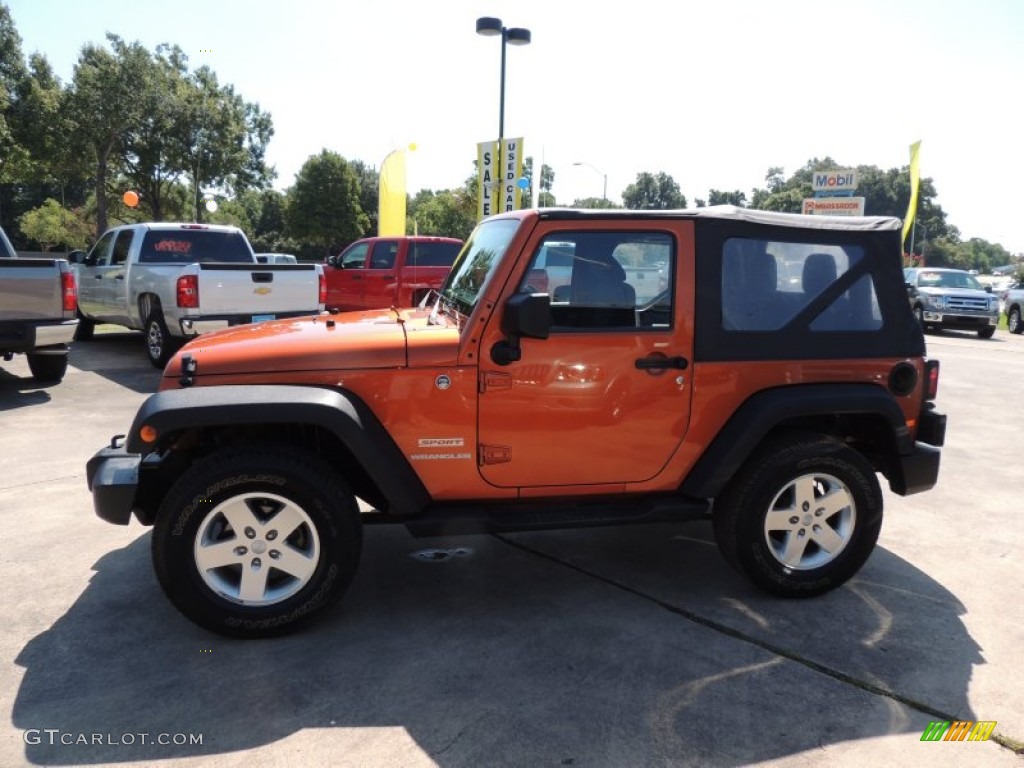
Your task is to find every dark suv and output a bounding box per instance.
[904,267,999,338]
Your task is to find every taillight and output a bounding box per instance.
[177,274,199,308]
[61,270,77,312]
[318,271,326,306]
[924,359,940,400]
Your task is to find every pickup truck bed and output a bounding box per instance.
[0,227,78,382]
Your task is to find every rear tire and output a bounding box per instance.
[1009,307,1023,334]
[713,431,882,597]
[74,312,95,341]
[152,445,363,638]
[26,352,68,383]
[144,311,176,369]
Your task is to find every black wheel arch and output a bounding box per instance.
[679,383,913,499]
[127,384,430,524]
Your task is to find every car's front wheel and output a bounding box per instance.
[144,311,176,369]
[978,326,996,339]
[713,432,882,597]
[1009,307,1023,335]
[152,445,362,637]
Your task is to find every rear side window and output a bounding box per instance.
[409,242,462,267]
[722,237,881,332]
[138,230,253,264]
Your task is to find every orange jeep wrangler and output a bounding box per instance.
[87,207,946,637]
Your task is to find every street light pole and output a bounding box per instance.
[476,17,531,145]
[573,161,607,202]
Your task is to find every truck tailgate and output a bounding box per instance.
[0,259,64,321]
[195,263,322,316]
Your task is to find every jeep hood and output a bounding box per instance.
[163,308,459,378]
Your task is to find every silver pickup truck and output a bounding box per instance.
[71,223,325,367]
[0,226,79,383]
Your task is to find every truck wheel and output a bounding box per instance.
[26,352,68,383]
[978,326,996,339]
[74,312,95,341]
[712,431,882,598]
[152,445,362,638]
[144,311,175,369]
[1009,307,1023,334]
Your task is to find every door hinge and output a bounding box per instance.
[479,370,512,394]
[479,444,512,465]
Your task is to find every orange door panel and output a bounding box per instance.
[477,220,696,489]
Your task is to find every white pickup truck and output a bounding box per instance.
[0,225,79,382]
[71,223,325,367]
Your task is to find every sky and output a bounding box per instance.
[6,0,1024,254]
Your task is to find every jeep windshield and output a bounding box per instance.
[435,218,519,322]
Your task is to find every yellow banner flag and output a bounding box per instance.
[902,140,922,248]
[378,149,407,236]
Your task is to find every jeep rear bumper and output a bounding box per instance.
[86,443,140,525]
[890,406,946,496]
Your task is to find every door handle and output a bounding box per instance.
[115,275,124,280]
[94,274,103,279]
[635,355,688,371]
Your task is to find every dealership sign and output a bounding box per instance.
[802,197,866,216]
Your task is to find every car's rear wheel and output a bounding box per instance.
[74,312,95,341]
[713,431,882,597]
[144,311,175,369]
[1009,307,1023,334]
[26,351,68,383]
[152,445,362,637]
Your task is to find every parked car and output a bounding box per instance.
[903,267,999,338]
[87,206,945,637]
[255,253,298,265]
[324,236,463,311]
[0,225,78,382]
[1004,284,1024,334]
[71,223,325,367]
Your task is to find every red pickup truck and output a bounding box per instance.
[324,236,463,311]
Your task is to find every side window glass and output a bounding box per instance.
[341,243,369,269]
[110,230,134,266]
[87,231,117,267]
[369,241,398,270]
[722,238,879,331]
[518,231,674,330]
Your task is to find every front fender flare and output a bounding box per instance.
[126,384,429,516]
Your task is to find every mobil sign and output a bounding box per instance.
[812,170,858,192]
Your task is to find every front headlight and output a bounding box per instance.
[989,297,1000,311]
[924,295,945,310]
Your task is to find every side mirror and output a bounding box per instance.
[67,250,86,265]
[325,255,338,268]
[984,285,993,293]
[83,253,99,267]
[492,292,551,366]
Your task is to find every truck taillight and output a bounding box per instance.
[924,359,940,400]
[318,271,326,305]
[61,270,77,312]
[177,274,199,308]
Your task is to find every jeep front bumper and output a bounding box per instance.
[86,442,140,525]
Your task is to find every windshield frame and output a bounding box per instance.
[436,218,521,321]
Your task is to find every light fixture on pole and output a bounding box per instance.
[476,17,531,144]
[573,161,607,201]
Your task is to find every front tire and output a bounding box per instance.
[713,432,882,597]
[26,352,68,383]
[152,445,363,637]
[1009,307,1023,334]
[978,326,996,339]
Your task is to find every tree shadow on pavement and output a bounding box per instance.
[12,522,990,766]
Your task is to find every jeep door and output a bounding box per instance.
[477,220,695,489]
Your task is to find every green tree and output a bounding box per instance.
[285,150,368,255]
[18,197,91,250]
[707,189,747,207]
[622,172,686,209]
[0,3,29,225]
[572,197,620,209]
[522,157,556,207]
[349,159,379,236]
[408,187,476,240]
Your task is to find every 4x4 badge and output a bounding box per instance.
[435,374,451,390]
